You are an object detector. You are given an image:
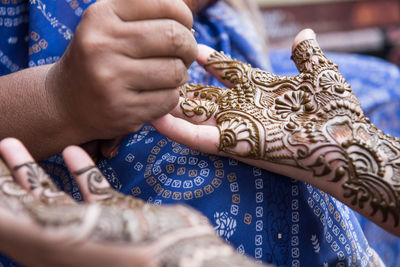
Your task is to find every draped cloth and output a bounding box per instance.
[1,0,399,266]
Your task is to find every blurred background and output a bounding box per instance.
[256,0,400,66]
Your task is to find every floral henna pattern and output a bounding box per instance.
[180,39,400,228]
[0,160,269,267]
[13,162,74,205]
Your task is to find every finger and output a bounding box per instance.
[196,44,217,67]
[64,146,144,208]
[126,88,179,125]
[120,57,189,91]
[107,0,193,29]
[292,28,316,52]
[0,155,37,215]
[196,44,236,88]
[100,135,127,158]
[291,29,337,74]
[116,19,198,68]
[176,79,228,124]
[151,114,220,155]
[63,145,114,203]
[0,138,74,205]
[197,44,274,91]
[0,159,33,214]
[0,138,36,191]
[170,96,218,125]
[180,82,227,102]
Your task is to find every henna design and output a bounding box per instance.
[0,172,34,215]
[0,159,11,177]
[0,157,270,266]
[75,166,145,208]
[14,162,73,205]
[159,235,260,267]
[180,39,400,229]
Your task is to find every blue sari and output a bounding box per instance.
[1,0,399,266]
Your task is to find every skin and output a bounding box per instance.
[0,0,212,159]
[0,28,317,267]
[3,1,394,265]
[4,30,392,266]
[0,138,157,267]
[185,0,217,12]
[153,29,400,237]
[0,138,272,267]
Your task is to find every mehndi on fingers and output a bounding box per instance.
[73,165,145,208]
[13,162,74,205]
[181,39,400,231]
[69,165,270,266]
[0,159,270,267]
[0,159,35,216]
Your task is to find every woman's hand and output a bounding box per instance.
[152,29,400,237]
[0,138,270,267]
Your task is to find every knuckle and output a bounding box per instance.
[92,64,117,91]
[165,89,180,111]
[185,37,198,65]
[77,30,110,58]
[153,89,179,116]
[155,0,174,14]
[78,4,114,53]
[166,20,185,51]
[170,58,188,86]
[158,0,193,28]
[81,4,94,19]
[164,21,197,66]
[81,2,103,21]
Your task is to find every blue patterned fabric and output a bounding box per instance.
[0,0,398,266]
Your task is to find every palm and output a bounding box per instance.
[153,32,400,234]
[0,139,271,267]
[180,39,363,163]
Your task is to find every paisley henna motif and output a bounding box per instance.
[180,39,400,229]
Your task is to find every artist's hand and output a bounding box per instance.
[152,29,400,236]
[47,0,198,144]
[0,138,268,267]
[184,0,218,13]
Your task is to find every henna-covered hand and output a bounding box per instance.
[152,29,400,237]
[0,138,270,267]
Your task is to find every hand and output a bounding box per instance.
[47,0,198,143]
[0,138,270,267]
[152,29,400,236]
[183,0,218,12]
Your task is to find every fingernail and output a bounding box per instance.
[109,145,120,158]
[106,139,122,158]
